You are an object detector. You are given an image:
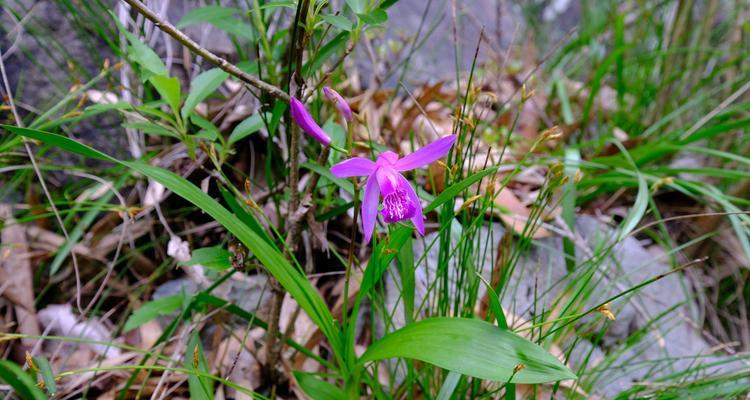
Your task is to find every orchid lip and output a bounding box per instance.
[381,188,416,222]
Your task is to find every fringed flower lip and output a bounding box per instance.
[290,96,347,153]
[323,86,353,121]
[330,134,457,243]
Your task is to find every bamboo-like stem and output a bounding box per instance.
[121,0,290,103]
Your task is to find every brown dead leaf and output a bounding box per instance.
[0,205,40,351]
[25,225,102,262]
[216,329,261,399]
[491,187,550,239]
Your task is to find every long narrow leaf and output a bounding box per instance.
[358,317,575,384]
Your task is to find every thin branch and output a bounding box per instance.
[121,0,291,103]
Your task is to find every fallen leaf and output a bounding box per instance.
[0,205,40,351]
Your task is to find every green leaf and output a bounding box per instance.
[358,226,412,299]
[123,121,180,138]
[32,356,57,396]
[181,68,229,120]
[609,140,649,242]
[396,235,415,323]
[177,6,256,41]
[123,295,184,332]
[190,114,220,141]
[0,360,46,400]
[228,112,268,145]
[177,6,241,28]
[250,0,296,11]
[320,14,352,31]
[425,166,499,213]
[187,333,213,400]
[477,274,508,329]
[181,246,232,271]
[2,124,343,361]
[358,318,576,384]
[110,9,167,78]
[616,170,648,242]
[357,8,388,25]
[303,32,348,77]
[149,75,182,117]
[218,186,274,246]
[346,0,367,14]
[301,161,354,194]
[436,371,461,400]
[294,371,346,400]
[379,0,401,9]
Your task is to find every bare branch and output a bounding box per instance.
[121,0,291,103]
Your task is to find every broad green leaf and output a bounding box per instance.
[357,8,388,25]
[181,246,232,271]
[110,10,167,78]
[425,166,499,213]
[123,295,183,332]
[0,360,46,400]
[228,112,268,145]
[32,356,57,396]
[181,68,229,120]
[359,318,576,384]
[127,41,168,78]
[294,371,346,400]
[149,75,181,116]
[187,333,213,400]
[2,125,343,360]
[190,114,220,141]
[320,14,352,31]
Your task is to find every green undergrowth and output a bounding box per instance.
[1,0,749,399]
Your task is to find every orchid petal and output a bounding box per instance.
[330,157,376,178]
[323,86,353,121]
[376,151,399,167]
[394,134,457,171]
[361,175,380,243]
[290,96,332,146]
[397,173,424,235]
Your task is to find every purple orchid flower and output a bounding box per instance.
[290,96,349,153]
[323,86,353,121]
[290,96,332,146]
[330,134,457,243]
